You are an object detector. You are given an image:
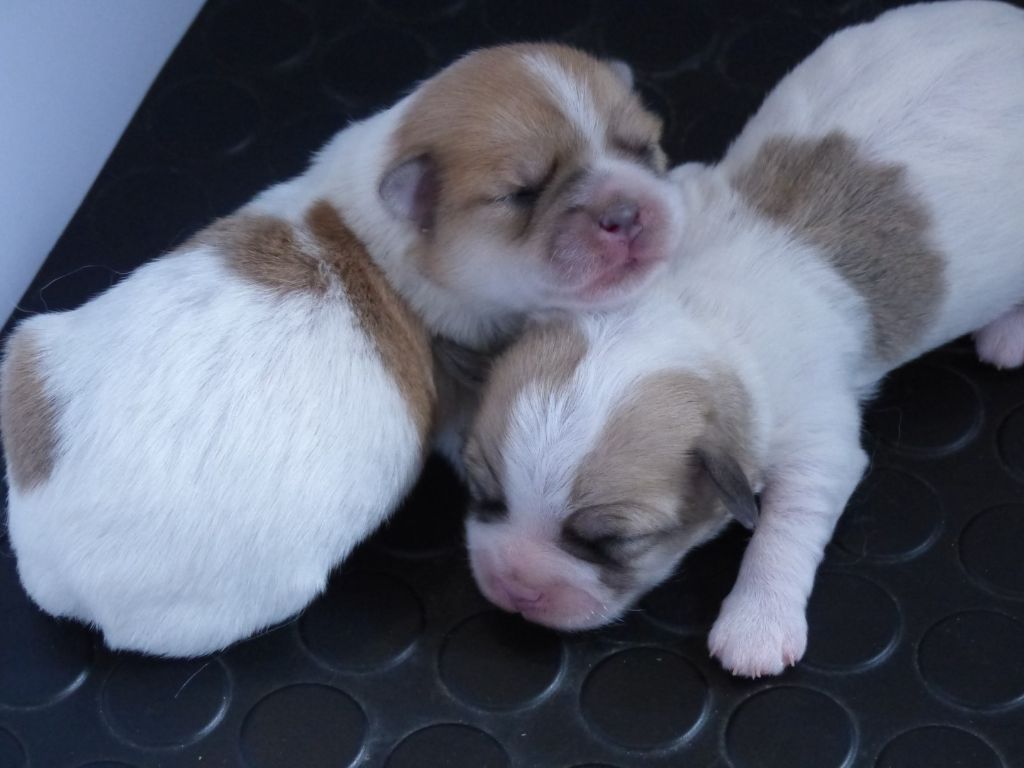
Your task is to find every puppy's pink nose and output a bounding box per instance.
[598,200,641,240]
[501,580,544,611]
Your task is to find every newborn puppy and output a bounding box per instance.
[380,47,679,328]
[0,44,678,656]
[464,2,1024,676]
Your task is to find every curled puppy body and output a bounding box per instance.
[463,2,1024,677]
[0,44,679,657]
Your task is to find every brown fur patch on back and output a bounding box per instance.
[305,201,435,439]
[466,320,587,493]
[202,214,330,296]
[201,203,435,439]
[733,131,945,362]
[1,329,60,490]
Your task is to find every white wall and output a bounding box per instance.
[0,0,205,324]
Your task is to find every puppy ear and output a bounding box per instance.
[696,441,758,530]
[605,59,634,90]
[379,154,439,232]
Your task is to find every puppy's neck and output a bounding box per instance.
[252,103,514,350]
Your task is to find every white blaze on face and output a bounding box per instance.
[466,343,614,628]
[465,310,731,630]
[523,52,605,147]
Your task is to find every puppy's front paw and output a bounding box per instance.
[708,592,807,678]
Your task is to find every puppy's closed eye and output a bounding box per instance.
[561,506,670,567]
[612,137,660,168]
[498,161,558,209]
[464,443,508,522]
[471,495,508,522]
[507,185,543,208]
[561,525,628,567]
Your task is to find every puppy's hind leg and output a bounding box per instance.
[975,304,1024,369]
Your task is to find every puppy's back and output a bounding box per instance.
[1,200,434,656]
[719,0,1024,367]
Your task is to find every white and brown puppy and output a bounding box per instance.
[0,44,680,656]
[463,2,1024,677]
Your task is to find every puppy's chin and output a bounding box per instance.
[485,579,627,631]
[579,250,666,304]
[518,597,631,632]
[551,255,667,312]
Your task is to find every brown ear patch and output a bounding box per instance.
[733,131,945,363]
[204,202,435,441]
[305,201,436,440]
[1,329,60,490]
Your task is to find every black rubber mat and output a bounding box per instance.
[2,1,1024,766]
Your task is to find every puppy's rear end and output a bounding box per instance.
[1,202,433,656]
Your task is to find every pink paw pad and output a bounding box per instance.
[975,308,1024,369]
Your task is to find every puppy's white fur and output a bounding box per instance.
[465,1,1024,676]
[9,253,421,655]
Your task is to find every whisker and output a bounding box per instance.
[26,264,129,313]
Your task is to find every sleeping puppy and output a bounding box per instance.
[0,43,679,656]
[463,1,1024,677]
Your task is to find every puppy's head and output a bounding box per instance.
[380,44,680,314]
[463,317,758,630]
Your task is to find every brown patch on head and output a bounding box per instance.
[201,203,435,439]
[733,131,945,362]
[391,43,664,279]
[563,368,754,589]
[1,329,60,490]
[466,319,587,499]
[305,201,435,439]
[571,369,752,527]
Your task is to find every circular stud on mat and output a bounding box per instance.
[876,726,1002,768]
[580,647,709,751]
[804,571,901,673]
[241,684,366,768]
[100,657,230,749]
[299,571,424,673]
[384,724,509,768]
[0,558,94,709]
[725,686,856,768]
[439,610,564,711]
[918,610,1024,712]
[834,467,942,563]
[864,364,983,457]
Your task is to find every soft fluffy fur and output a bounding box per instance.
[463,2,1024,677]
[0,43,678,656]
